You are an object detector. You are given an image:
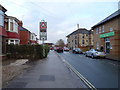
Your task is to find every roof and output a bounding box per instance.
[5,15,20,23]
[66,28,90,37]
[0,4,7,12]
[92,9,120,28]
[20,26,30,32]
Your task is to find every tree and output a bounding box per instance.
[56,39,65,47]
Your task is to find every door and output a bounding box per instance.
[105,41,110,53]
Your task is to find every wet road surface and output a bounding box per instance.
[58,51,120,88]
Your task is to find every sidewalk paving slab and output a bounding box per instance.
[4,51,88,88]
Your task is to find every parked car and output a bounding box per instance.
[50,47,54,50]
[85,49,106,58]
[83,51,88,55]
[72,48,82,54]
[56,47,63,53]
[64,47,69,51]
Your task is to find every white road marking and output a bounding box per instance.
[56,52,97,90]
[63,60,97,90]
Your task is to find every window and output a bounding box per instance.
[10,22,13,31]
[105,38,110,42]
[86,40,88,42]
[110,27,113,31]
[6,40,8,44]
[5,21,9,30]
[99,27,101,33]
[0,13,4,26]
[96,28,98,34]
[15,40,19,44]
[96,42,99,49]
[10,40,14,42]
[75,36,77,39]
[0,11,4,26]
[102,25,104,32]
[75,40,77,44]
[15,22,18,33]
[82,40,84,44]
[82,34,84,38]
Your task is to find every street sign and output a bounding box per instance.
[40,20,47,41]
[40,21,47,32]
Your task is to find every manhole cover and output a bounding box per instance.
[39,75,55,81]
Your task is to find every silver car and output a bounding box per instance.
[85,49,106,58]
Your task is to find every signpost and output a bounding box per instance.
[40,20,47,43]
[40,20,47,57]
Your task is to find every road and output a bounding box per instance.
[58,51,120,88]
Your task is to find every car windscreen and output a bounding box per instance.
[95,49,102,52]
[75,48,81,50]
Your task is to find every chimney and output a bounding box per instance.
[19,21,23,26]
[77,24,79,29]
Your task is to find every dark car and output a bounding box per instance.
[56,47,63,53]
[72,48,82,54]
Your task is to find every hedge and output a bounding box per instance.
[6,44,50,60]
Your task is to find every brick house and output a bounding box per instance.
[4,15,20,45]
[19,21,31,45]
[92,9,120,60]
[0,4,7,57]
[30,33,38,45]
[20,26,31,45]
[66,28,93,51]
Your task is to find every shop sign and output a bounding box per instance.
[100,32,115,38]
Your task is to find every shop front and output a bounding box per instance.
[100,31,118,60]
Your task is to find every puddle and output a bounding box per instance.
[10,59,28,66]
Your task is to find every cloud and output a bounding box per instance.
[1,0,118,44]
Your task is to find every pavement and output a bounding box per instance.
[3,51,87,88]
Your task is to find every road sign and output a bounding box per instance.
[40,21,47,32]
[40,20,47,41]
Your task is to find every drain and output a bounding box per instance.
[39,75,55,81]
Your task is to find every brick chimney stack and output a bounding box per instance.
[19,21,23,27]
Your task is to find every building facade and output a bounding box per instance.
[30,33,38,45]
[4,16,20,45]
[92,9,120,60]
[20,26,31,45]
[67,28,93,51]
[0,4,7,56]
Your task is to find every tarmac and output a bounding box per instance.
[4,51,87,88]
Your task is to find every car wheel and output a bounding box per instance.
[91,54,94,59]
[103,57,106,59]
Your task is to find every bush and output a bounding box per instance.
[6,44,50,60]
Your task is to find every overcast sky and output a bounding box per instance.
[0,0,119,44]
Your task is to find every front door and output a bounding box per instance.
[106,42,110,53]
[105,38,110,54]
